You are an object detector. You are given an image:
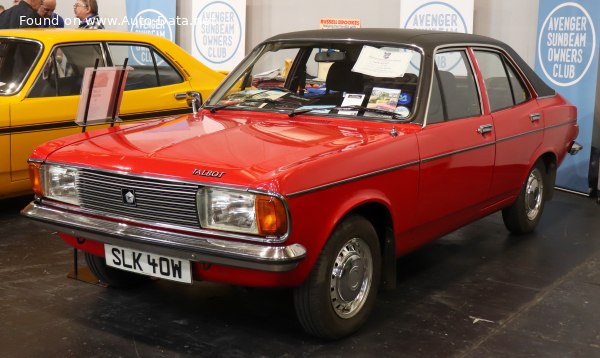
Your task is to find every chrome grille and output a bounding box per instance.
[77,170,200,229]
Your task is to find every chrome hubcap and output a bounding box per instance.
[525,168,543,221]
[330,237,373,319]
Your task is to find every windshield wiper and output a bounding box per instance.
[288,106,335,117]
[208,98,280,113]
[333,105,407,120]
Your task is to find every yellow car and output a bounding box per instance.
[0,29,225,199]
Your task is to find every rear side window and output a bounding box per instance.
[431,50,481,121]
[474,50,530,112]
[108,43,183,91]
[29,44,105,98]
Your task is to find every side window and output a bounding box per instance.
[427,70,445,124]
[29,44,105,98]
[474,50,530,112]
[108,43,183,91]
[506,64,529,105]
[434,50,481,121]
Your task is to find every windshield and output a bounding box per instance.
[0,39,41,95]
[206,42,422,121]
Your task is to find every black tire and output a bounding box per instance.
[502,161,547,234]
[293,215,381,339]
[84,252,147,289]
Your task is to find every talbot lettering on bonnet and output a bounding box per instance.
[193,168,225,178]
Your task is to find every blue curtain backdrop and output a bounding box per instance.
[535,0,600,193]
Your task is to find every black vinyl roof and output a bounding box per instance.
[263,28,555,98]
[265,28,506,49]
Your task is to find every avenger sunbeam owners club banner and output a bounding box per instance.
[536,0,600,193]
[400,1,473,73]
[192,0,246,72]
[400,0,474,34]
[125,0,177,66]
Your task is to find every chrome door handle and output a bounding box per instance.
[174,92,187,100]
[530,113,541,122]
[477,124,493,135]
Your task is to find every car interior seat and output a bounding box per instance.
[325,62,364,94]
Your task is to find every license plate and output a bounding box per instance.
[104,244,192,284]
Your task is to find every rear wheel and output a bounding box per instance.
[293,215,381,339]
[502,161,546,234]
[84,252,147,288]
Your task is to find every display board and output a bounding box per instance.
[191,0,246,72]
[76,67,130,126]
[535,0,600,193]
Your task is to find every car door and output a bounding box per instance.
[9,42,193,183]
[472,49,542,199]
[10,43,107,182]
[415,49,495,229]
[106,43,193,117]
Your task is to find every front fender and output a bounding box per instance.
[284,165,419,286]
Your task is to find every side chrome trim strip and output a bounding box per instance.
[288,120,577,197]
[287,160,420,198]
[495,127,545,144]
[21,202,306,272]
[421,142,495,164]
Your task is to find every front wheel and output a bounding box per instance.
[84,252,148,288]
[502,161,547,234]
[293,215,381,339]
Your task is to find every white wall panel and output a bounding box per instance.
[0,0,539,67]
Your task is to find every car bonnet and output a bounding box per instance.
[40,111,420,190]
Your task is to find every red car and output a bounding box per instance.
[23,29,580,339]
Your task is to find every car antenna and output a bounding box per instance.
[110,58,129,127]
[81,58,100,133]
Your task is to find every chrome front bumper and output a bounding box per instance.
[22,201,306,272]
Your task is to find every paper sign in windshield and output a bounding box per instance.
[352,46,412,78]
[367,87,401,114]
[339,93,365,115]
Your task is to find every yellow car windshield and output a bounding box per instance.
[0,39,41,95]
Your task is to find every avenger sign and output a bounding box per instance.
[400,0,473,33]
[192,0,246,71]
[125,0,176,66]
[537,3,595,87]
[400,0,473,71]
[535,0,600,193]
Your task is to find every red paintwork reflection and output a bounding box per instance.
[42,110,420,191]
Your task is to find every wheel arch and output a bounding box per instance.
[344,201,397,290]
[539,151,558,200]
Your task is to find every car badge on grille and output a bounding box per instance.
[121,189,137,206]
